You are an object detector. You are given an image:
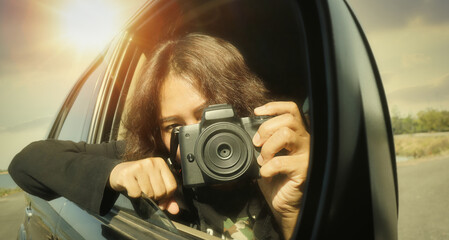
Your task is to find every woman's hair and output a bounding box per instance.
[122,33,271,160]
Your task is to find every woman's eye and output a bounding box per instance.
[164,124,181,132]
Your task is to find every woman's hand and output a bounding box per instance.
[253,101,310,239]
[109,158,179,215]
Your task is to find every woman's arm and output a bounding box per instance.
[253,101,310,239]
[8,140,124,215]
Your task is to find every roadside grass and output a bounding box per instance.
[394,132,449,159]
[0,187,23,197]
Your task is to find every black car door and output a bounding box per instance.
[294,0,398,239]
[21,195,65,240]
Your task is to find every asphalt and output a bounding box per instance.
[0,192,25,240]
[397,155,449,240]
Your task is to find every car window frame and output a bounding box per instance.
[47,53,104,140]
[88,32,137,144]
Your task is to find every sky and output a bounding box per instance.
[0,0,146,170]
[347,0,449,115]
[0,0,448,169]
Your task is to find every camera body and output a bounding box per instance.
[177,104,269,188]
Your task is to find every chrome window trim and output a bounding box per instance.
[87,32,131,144]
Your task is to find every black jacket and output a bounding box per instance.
[9,140,124,215]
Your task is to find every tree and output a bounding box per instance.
[390,108,449,134]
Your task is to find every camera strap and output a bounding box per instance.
[167,127,182,175]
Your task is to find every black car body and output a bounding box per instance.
[16,0,398,239]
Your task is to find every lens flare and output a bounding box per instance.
[60,0,121,50]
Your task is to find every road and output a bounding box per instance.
[0,192,25,239]
[0,156,448,239]
[397,155,449,240]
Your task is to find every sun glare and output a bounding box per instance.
[60,1,122,50]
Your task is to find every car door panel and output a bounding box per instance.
[21,195,66,240]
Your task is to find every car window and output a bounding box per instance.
[114,193,178,231]
[117,52,148,140]
[58,63,103,141]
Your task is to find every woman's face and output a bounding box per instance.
[159,73,207,160]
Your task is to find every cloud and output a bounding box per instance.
[387,73,449,111]
[0,116,53,170]
[401,53,431,68]
[0,125,49,170]
[347,0,449,31]
[0,116,53,134]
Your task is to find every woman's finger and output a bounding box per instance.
[253,113,304,147]
[148,166,167,201]
[135,168,154,199]
[254,101,301,119]
[125,178,143,198]
[259,155,308,180]
[166,199,180,215]
[110,158,177,201]
[157,158,178,197]
[158,198,180,214]
[258,127,301,165]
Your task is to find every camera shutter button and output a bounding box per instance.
[187,153,195,162]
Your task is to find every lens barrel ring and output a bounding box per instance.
[194,122,254,182]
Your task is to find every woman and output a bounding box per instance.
[10,33,309,239]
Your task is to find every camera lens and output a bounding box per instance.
[217,143,232,159]
[205,133,244,171]
[195,122,254,182]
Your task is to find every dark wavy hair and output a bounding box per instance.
[122,33,271,160]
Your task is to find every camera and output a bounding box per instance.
[171,104,270,188]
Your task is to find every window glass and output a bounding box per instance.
[58,67,102,141]
[114,194,178,232]
[117,52,148,140]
